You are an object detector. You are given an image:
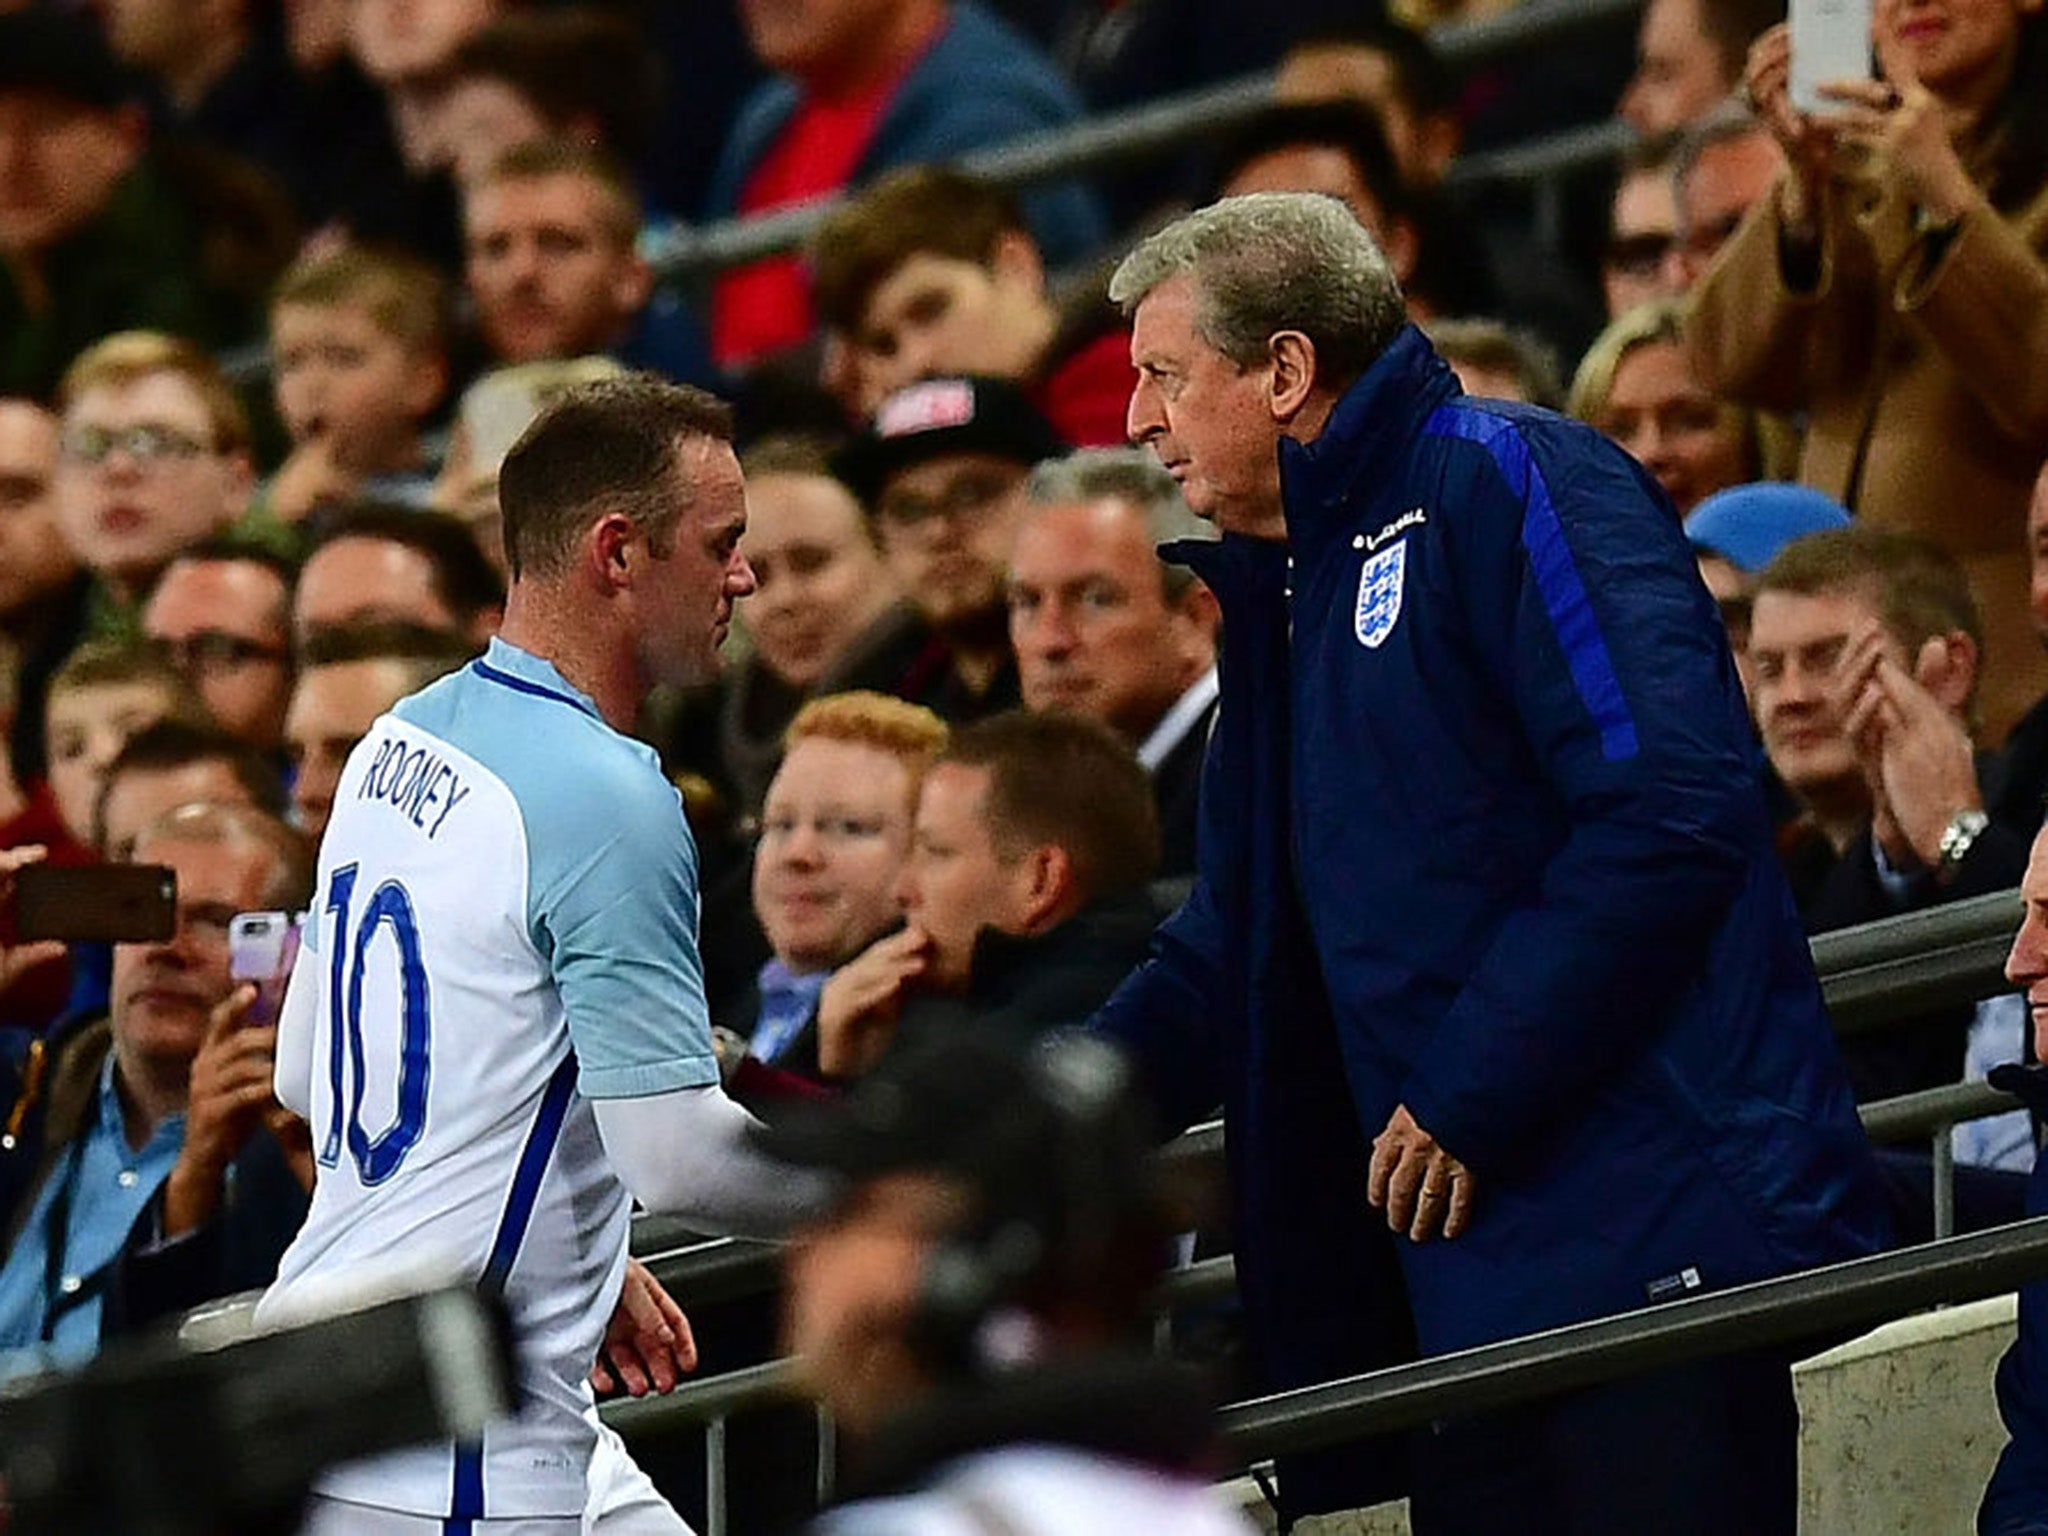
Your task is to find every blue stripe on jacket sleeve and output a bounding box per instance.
[1424,407,1640,761]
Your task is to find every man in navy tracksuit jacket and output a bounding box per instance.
[1982,822,2048,1534]
[1092,193,1892,1533]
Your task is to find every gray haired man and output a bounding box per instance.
[1090,193,1888,1532]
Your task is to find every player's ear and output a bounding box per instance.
[590,512,637,589]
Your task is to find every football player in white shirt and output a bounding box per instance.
[257,377,822,1533]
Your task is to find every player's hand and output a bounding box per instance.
[263,1104,317,1193]
[816,927,931,1079]
[162,985,282,1236]
[591,1257,697,1397]
[1368,1104,1475,1241]
[0,845,67,990]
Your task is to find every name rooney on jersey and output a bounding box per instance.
[356,733,472,839]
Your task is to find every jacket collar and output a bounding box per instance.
[1278,324,1459,544]
[1164,533,1288,615]
[966,887,1163,1001]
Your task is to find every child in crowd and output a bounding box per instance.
[262,248,450,523]
[41,642,206,849]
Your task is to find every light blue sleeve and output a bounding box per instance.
[518,742,720,1100]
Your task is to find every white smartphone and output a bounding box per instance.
[228,910,303,1028]
[1790,0,1875,113]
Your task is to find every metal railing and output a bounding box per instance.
[610,886,2036,1533]
[637,0,1647,283]
[1818,888,2020,1033]
[217,0,1647,389]
[1220,1215,2048,1458]
[630,888,2030,1292]
[609,1215,2048,1530]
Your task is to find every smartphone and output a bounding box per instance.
[228,911,303,1027]
[1790,0,1875,113]
[10,864,176,944]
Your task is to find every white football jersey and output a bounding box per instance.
[255,639,719,1520]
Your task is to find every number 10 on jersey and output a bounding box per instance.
[319,863,432,1183]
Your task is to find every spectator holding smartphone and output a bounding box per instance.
[1689,0,2048,742]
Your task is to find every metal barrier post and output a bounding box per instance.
[816,1409,836,1505]
[1933,1124,1958,1240]
[706,1414,728,1536]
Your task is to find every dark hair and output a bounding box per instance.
[299,620,478,669]
[497,375,734,579]
[941,711,1160,902]
[1291,18,1456,121]
[94,717,288,852]
[448,8,666,167]
[810,166,1030,335]
[160,536,300,598]
[1211,100,1410,222]
[1756,526,1984,661]
[1986,11,2048,210]
[302,502,506,626]
[1698,0,1789,86]
[471,139,643,247]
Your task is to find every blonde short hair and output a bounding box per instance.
[1567,300,1796,482]
[271,245,449,354]
[58,331,252,453]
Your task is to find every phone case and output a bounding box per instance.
[11,864,177,944]
[228,911,299,982]
[229,911,302,1027]
[1790,0,1874,112]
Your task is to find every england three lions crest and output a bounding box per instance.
[1354,540,1407,649]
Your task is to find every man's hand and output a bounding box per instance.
[1842,636,1981,870]
[0,846,66,991]
[591,1257,697,1397]
[815,927,931,1079]
[161,984,283,1237]
[1368,1104,1475,1241]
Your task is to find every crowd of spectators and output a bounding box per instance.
[0,0,2046,1523]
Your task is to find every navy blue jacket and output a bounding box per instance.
[1983,1066,2048,1533]
[1096,329,1891,1502]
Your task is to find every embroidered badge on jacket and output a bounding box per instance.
[1355,541,1407,648]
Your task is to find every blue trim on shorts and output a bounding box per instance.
[447,1439,484,1529]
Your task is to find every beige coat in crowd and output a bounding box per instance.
[1690,164,2048,742]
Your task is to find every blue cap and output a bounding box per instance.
[1684,483,1853,573]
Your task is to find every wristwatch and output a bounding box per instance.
[1936,808,1991,878]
